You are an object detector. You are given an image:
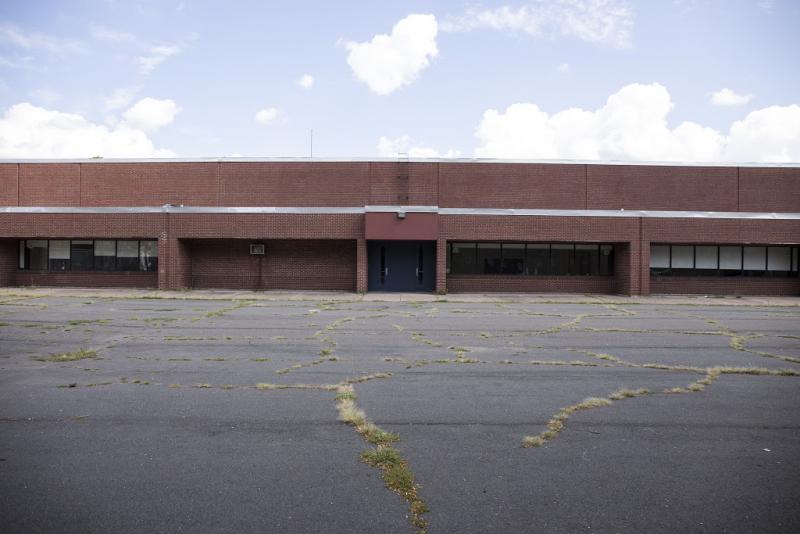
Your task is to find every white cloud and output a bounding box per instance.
[377,135,461,158]
[122,97,181,132]
[557,62,570,73]
[441,0,634,48]
[0,102,175,158]
[473,82,800,162]
[90,25,138,44]
[105,86,141,111]
[346,14,438,95]
[254,107,283,125]
[137,44,183,74]
[710,88,754,107]
[297,74,315,89]
[0,24,85,54]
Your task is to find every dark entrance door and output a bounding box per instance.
[368,241,435,292]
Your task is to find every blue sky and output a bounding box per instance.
[0,0,798,161]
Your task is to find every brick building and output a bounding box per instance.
[0,158,798,295]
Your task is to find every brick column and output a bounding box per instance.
[435,238,447,294]
[0,239,18,287]
[356,238,367,293]
[158,235,191,290]
[613,240,643,295]
[639,239,650,296]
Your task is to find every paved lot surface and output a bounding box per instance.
[1,291,799,533]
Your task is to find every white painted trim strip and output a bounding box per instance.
[1,206,798,220]
[0,157,797,168]
[438,208,800,220]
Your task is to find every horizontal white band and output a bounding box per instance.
[1,206,798,220]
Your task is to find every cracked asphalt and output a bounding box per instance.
[1,292,799,533]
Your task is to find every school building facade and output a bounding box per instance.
[0,158,798,295]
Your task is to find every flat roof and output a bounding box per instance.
[0,157,798,168]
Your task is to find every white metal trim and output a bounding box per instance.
[0,157,798,168]
[1,206,799,220]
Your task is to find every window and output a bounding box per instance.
[94,240,116,271]
[71,240,94,271]
[448,242,615,276]
[767,247,791,275]
[477,243,502,274]
[574,245,600,276]
[139,241,158,272]
[25,240,48,270]
[695,246,718,275]
[49,240,70,271]
[116,241,140,271]
[526,244,550,275]
[743,246,766,276]
[450,243,477,275]
[650,244,798,278]
[719,246,742,275]
[550,244,573,275]
[501,244,525,275]
[19,239,159,273]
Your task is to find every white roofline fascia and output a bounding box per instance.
[2,206,799,219]
[0,157,798,168]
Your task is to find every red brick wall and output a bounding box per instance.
[14,271,157,288]
[189,239,356,290]
[170,213,363,239]
[369,162,437,205]
[80,162,219,206]
[439,162,586,209]
[447,275,613,293]
[19,164,81,206]
[439,214,638,242]
[739,167,800,213]
[587,165,738,211]
[0,239,18,286]
[219,162,369,207]
[0,164,18,205]
[650,276,800,296]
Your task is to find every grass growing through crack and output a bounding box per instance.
[335,383,427,532]
[524,396,612,448]
[35,349,97,362]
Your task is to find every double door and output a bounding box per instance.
[368,241,435,292]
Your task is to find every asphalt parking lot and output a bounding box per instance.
[1,290,799,533]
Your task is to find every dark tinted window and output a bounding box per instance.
[477,243,502,274]
[526,244,549,275]
[450,243,477,275]
[71,240,94,271]
[501,244,525,275]
[550,244,573,275]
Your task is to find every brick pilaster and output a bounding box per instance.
[356,238,367,293]
[435,238,447,294]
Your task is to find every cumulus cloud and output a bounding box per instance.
[122,97,181,132]
[0,102,176,158]
[346,14,438,95]
[0,24,85,54]
[474,83,800,162]
[297,74,315,89]
[254,107,283,125]
[378,135,460,158]
[137,44,183,74]
[710,88,754,106]
[441,0,634,48]
[105,86,141,112]
[557,62,570,73]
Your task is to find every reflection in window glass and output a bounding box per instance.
[574,244,599,275]
[19,240,25,269]
[94,240,116,271]
[526,244,549,275]
[116,240,140,271]
[599,245,614,276]
[71,240,94,271]
[26,240,48,270]
[501,244,525,275]
[48,240,70,271]
[550,244,573,275]
[477,243,502,274]
[140,241,158,272]
[450,243,477,275]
